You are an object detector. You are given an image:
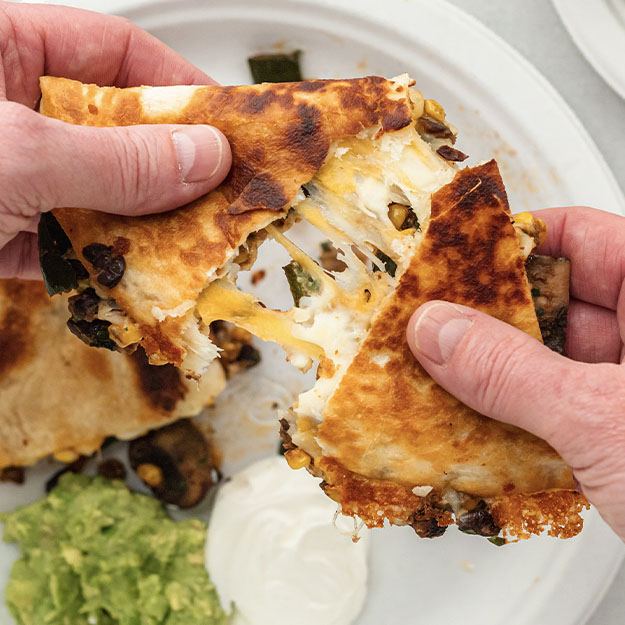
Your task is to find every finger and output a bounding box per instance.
[0,232,41,280]
[566,299,621,364]
[0,102,231,240]
[533,206,625,310]
[405,300,624,460]
[0,3,214,107]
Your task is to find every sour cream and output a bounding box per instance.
[205,456,369,625]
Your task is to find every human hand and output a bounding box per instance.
[0,2,231,279]
[406,206,625,540]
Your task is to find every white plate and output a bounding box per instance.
[553,0,625,101]
[3,1,625,625]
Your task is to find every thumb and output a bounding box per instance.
[0,102,231,241]
[405,300,625,466]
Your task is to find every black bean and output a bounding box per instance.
[82,243,126,288]
[96,255,126,288]
[0,466,25,484]
[412,517,447,538]
[400,209,420,231]
[457,500,500,536]
[97,458,127,481]
[68,288,100,321]
[236,343,261,368]
[82,243,113,269]
[67,319,117,350]
[437,145,469,162]
[418,115,455,140]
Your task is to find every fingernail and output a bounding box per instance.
[412,302,473,365]
[172,125,225,183]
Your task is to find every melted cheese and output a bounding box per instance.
[193,113,457,422]
[196,279,323,363]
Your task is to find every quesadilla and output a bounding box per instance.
[0,280,239,468]
[39,75,587,541]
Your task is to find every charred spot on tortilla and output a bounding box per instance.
[0,280,228,471]
[130,349,186,412]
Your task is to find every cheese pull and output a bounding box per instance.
[196,279,323,362]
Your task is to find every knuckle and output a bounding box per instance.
[110,129,157,213]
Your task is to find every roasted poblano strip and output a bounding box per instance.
[248,51,302,83]
[374,250,398,278]
[38,213,81,295]
[283,261,320,307]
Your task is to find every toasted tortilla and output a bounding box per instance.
[39,75,414,370]
[38,76,586,541]
[286,162,586,541]
[0,280,225,468]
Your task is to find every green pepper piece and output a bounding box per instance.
[283,261,320,306]
[248,51,302,83]
[487,536,506,546]
[38,213,79,295]
[373,250,397,278]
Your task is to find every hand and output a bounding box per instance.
[0,2,231,279]
[406,206,625,540]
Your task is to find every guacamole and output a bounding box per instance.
[0,474,229,625]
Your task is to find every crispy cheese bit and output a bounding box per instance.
[284,449,311,470]
[109,323,143,349]
[53,450,80,464]
[196,279,323,360]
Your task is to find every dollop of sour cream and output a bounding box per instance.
[205,456,369,625]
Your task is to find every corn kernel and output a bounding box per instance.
[513,211,534,227]
[137,463,164,487]
[53,450,79,464]
[388,203,409,230]
[409,89,425,117]
[424,98,446,122]
[285,449,311,470]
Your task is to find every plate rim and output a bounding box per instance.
[552,0,625,102]
[5,1,625,624]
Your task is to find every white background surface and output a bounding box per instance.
[449,3,625,623]
[6,1,625,623]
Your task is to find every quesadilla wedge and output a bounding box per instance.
[39,75,587,541]
[0,279,241,468]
